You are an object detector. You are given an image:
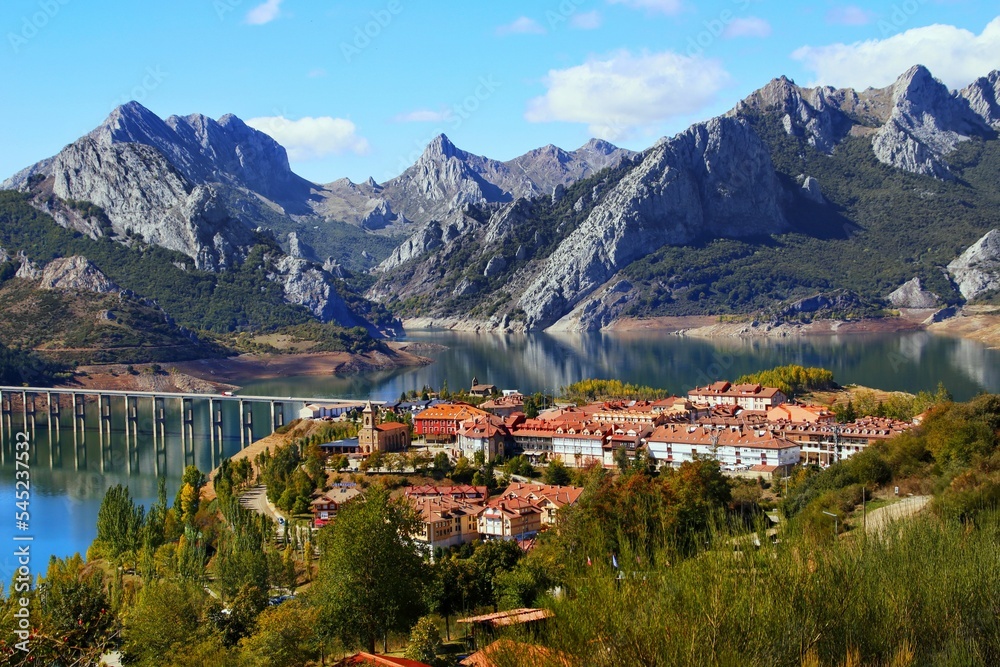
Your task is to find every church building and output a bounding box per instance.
[358,401,411,454]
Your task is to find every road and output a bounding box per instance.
[864,495,931,534]
[239,485,285,540]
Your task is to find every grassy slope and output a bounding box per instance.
[0,278,224,364]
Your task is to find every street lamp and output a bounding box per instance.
[822,510,838,541]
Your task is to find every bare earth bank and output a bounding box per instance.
[60,342,432,393]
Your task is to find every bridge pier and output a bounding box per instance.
[99,394,113,472]
[22,391,33,438]
[271,401,284,431]
[209,398,224,468]
[154,396,166,476]
[125,395,139,474]
[182,397,195,467]
[240,400,253,449]
[47,391,59,436]
[1,390,11,445]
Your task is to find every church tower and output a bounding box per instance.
[359,401,377,453]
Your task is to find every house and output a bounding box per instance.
[298,402,367,420]
[646,423,801,477]
[413,403,489,443]
[767,403,836,424]
[461,639,573,667]
[405,485,488,502]
[335,653,432,667]
[457,415,509,461]
[480,392,524,418]
[457,610,556,653]
[478,496,542,540]
[470,376,497,398]
[409,494,484,549]
[773,417,911,465]
[318,438,361,455]
[687,381,787,411]
[358,401,410,454]
[499,482,584,525]
[311,485,361,526]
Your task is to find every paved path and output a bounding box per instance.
[239,485,285,540]
[864,495,931,534]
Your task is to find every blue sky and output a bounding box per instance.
[1,1,998,184]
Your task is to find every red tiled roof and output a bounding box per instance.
[338,653,433,667]
[457,608,554,627]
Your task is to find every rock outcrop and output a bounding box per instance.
[518,116,787,330]
[800,176,824,203]
[14,251,40,279]
[45,137,257,270]
[886,277,939,309]
[960,71,1000,129]
[872,66,994,178]
[287,231,317,261]
[268,256,370,330]
[38,256,118,293]
[732,65,997,179]
[948,229,1000,300]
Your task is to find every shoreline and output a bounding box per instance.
[61,342,433,394]
[404,308,1000,349]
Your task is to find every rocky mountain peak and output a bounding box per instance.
[872,65,994,178]
[577,138,626,157]
[422,133,462,161]
[960,70,1000,129]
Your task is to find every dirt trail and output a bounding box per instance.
[864,496,931,534]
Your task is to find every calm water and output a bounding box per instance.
[2,329,998,577]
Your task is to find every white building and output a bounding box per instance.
[298,402,366,420]
[646,423,800,476]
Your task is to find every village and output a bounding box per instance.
[299,377,916,554]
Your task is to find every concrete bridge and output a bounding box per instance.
[0,385,377,472]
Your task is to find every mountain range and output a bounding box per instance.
[2,63,1000,349]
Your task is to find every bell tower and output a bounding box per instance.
[359,401,377,453]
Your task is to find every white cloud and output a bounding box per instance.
[825,5,874,26]
[496,16,546,36]
[793,17,1000,90]
[607,0,683,15]
[393,109,453,123]
[571,10,603,30]
[245,0,282,25]
[525,49,730,138]
[245,116,370,161]
[723,16,771,39]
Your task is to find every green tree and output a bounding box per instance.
[174,465,205,524]
[122,578,225,666]
[404,616,443,666]
[470,539,524,611]
[544,460,571,486]
[312,485,428,653]
[95,484,145,565]
[238,599,320,666]
[432,452,452,480]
